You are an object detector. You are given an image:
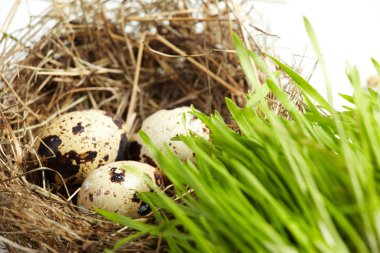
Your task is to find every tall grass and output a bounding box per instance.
[99,18,380,252]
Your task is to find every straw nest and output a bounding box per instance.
[0,0,302,252]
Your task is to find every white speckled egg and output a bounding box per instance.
[77,161,163,217]
[128,107,209,166]
[35,110,128,185]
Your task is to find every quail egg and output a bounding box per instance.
[77,161,163,217]
[128,106,209,167]
[35,109,128,185]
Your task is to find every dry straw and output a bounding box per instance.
[0,0,301,252]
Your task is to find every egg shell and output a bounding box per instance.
[77,161,163,217]
[128,106,209,166]
[35,109,128,185]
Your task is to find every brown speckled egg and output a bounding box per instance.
[128,106,209,167]
[35,110,128,185]
[77,161,163,217]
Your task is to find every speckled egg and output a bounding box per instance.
[77,161,163,217]
[35,109,128,185]
[128,106,209,167]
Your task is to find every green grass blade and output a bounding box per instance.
[371,58,380,75]
[96,208,155,232]
[266,54,332,112]
[303,17,333,105]
[232,32,261,89]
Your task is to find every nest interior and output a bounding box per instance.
[0,1,250,252]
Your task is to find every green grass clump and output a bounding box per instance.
[99,19,380,253]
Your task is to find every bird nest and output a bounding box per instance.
[0,0,301,252]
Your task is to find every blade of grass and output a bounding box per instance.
[303,17,333,105]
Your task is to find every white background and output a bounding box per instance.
[1,0,380,108]
[0,0,50,31]
[252,0,380,108]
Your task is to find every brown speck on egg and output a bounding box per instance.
[72,122,85,134]
[137,203,151,216]
[78,151,97,162]
[153,172,163,186]
[89,193,94,202]
[131,192,140,203]
[189,115,198,122]
[38,135,62,158]
[46,149,81,180]
[203,127,210,134]
[109,167,125,183]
